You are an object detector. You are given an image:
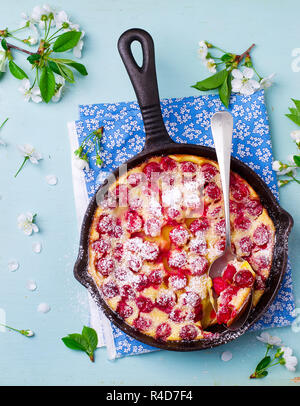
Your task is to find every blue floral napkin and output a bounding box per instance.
[74,90,295,358]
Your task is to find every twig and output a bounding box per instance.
[1,40,34,55]
[236,43,255,63]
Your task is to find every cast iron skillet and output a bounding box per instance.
[74,28,293,351]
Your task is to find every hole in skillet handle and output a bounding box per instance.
[118,28,175,151]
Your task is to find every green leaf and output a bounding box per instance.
[285,113,300,126]
[1,38,8,51]
[255,356,271,373]
[221,53,233,62]
[218,72,231,108]
[62,333,88,351]
[52,31,82,53]
[55,59,88,75]
[255,370,268,379]
[48,60,75,83]
[292,99,300,112]
[27,54,41,64]
[39,65,56,103]
[288,107,300,116]
[82,326,98,352]
[8,60,28,80]
[192,69,228,91]
[293,155,300,167]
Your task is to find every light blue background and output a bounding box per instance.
[0,0,299,386]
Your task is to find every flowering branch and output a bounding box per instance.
[250,333,297,379]
[192,40,274,107]
[0,5,88,103]
[0,323,34,337]
[74,126,104,170]
[272,99,300,187]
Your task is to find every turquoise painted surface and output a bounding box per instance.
[0,0,299,385]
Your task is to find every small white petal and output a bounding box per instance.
[232,69,243,79]
[37,303,51,313]
[27,280,37,291]
[243,67,254,79]
[46,174,58,185]
[32,241,42,253]
[8,260,19,272]
[221,351,232,362]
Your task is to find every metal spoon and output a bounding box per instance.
[209,111,253,331]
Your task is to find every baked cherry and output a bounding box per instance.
[141,241,160,261]
[168,249,187,268]
[239,236,253,256]
[133,316,152,331]
[169,308,186,323]
[143,162,162,180]
[179,324,198,340]
[229,200,240,214]
[253,224,270,247]
[144,217,161,237]
[181,161,197,173]
[215,239,226,253]
[205,182,221,200]
[102,281,119,298]
[189,218,209,234]
[148,269,163,287]
[182,291,201,308]
[120,284,136,300]
[114,267,128,282]
[234,213,251,230]
[212,277,229,295]
[95,257,115,276]
[189,236,207,254]
[116,301,134,319]
[215,219,226,236]
[231,179,249,201]
[156,292,176,313]
[134,274,150,291]
[234,270,254,288]
[222,264,236,282]
[189,256,209,276]
[245,198,263,217]
[168,274,187,290]
[136,295,154,313]
[201,163,218,181]
[169,225,189,247]
[125,210,143,233]
[156,323,172,341]
[91,239,111,255]
[127,172,143,187]
[96,214,115,235]
[217,305,232,324]
[161,156,177,171]
[114,243,124,262]
[128,257,143,273]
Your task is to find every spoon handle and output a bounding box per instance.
[211,111,233,250]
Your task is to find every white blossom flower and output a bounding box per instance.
[198,40,208,60]
[73,30,85,58]
[19,12,38,35]
[18,144,42,164]
[256,332,282,346]
[205,58,216,73]
[23,36,38,46]
[18,212,39,236]
[291,130,300,143]
[52,76,65,102]
[260,73,275,89]
[231,67,260,96]
[31,4,55,28]
[24,330,34,337]
[272,160,282,172]
[74,155,89,170]
[18,79,42,103]
[281,347,298,372]
[54,10,74,29]
[0,44,7,72]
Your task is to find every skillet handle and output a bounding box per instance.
[118,28,174,150]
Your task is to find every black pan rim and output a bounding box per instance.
[73,143,293,351]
